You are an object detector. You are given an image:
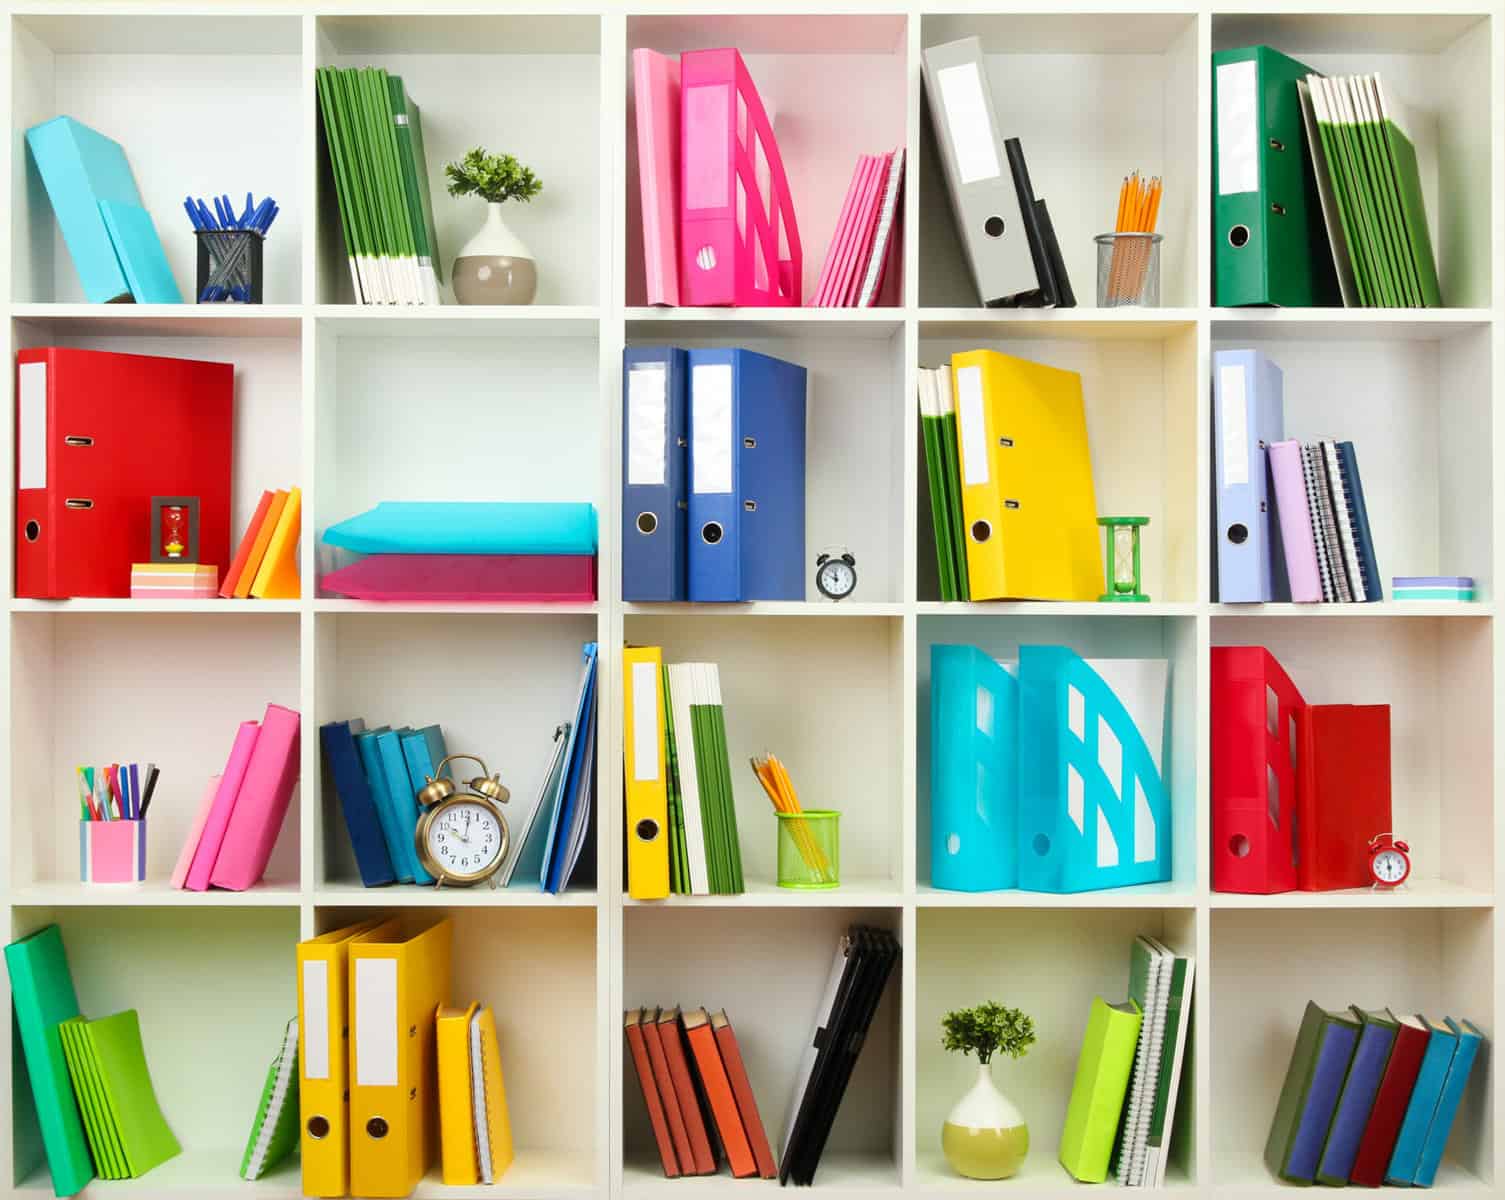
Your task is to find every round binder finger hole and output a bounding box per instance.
[307,1116,330,1140]
[23,520,39,542]
[971,519,992,543]
[984,215,1005,238]
[1227,523,1249,545]
[1228,224,1251,248]
[636,511,658,535]
[1229,834,1252,858]
[695,245,717,271]
[946,833,961,856]
[1032,834,1050,856]
[701,521,724,545]
[366,1117,389,1139]
[636,818,661,842]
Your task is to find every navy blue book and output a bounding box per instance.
[1317,1007,1398,1184]
[1266,1001,1361,1183]
[1337,441,1382,602]
[320,719,396,887]
[622,346,689,601]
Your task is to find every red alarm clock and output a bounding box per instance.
[1368,833,1411,889]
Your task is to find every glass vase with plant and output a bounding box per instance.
[940,1002,1036,1180]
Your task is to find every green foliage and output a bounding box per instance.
[941,1002,1036,1066]
[444,148,543,205]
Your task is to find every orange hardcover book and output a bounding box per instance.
[233,489,287,599]
[683,1007,757,1178]
[641,1008,695,1175]
[657,1007,716,1175]
[625,1010,680,1178]
[220,490,276,598]
[711,1009,777,1178]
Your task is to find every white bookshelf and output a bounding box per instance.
[0,2,1499,1198]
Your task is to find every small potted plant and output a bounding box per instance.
[444,148,543,305]
[940,1001,1036,1180]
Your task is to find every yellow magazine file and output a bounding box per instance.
[951,350,1102,600]
[436,1003,480,1186]
[250,485,301,599]
[623,646,670,899]
[473,1005,515,1182]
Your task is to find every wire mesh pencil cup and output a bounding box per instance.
[196,229,264,303]
[1095,232,1163,307]
[776,810,840,889]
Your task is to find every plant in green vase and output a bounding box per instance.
[444,148,544,305]
[940,1002,1036,1180]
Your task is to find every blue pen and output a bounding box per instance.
[129,764,140,819]
[120,765,132,820]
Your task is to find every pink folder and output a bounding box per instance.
[838,152,891,305]
[1269,439,1321,603]
[812,156,873,306]
[634,49,681,307]
[679,47,801,307]
[322,553,597,602]
[209,703,300,891]
[184,722,259,891]
[170,774,221,888]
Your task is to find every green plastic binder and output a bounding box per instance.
[1059,996,1143,1182]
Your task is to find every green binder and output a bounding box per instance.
[1059,996,1143,1182]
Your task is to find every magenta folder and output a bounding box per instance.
[838,152,890,305]
[183,722,259,892]
[634,49,681,307]
[679,47,801,306]
[813,155,879,307]
[1269,439,1321,603]
[210,704,299,891]
[169,774,220,889]
[322,554,597,602]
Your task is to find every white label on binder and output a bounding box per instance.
[691,364,733,494]
[19,362,46,489]
[627,363,668,486]
[936,62,1000,184]
[631,660,660,781]
[302,960,331,1079]
[1216,61,1258,195]
[1219,364,1249,485]
[956,365,989,485]
[354,958,398,1086]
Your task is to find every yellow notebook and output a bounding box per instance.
[435,1002,514,1186]
[623,646,670,899]
[250,486,301,599]
[951,350,1102,601]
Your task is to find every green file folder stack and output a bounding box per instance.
[58,1010,181,1179]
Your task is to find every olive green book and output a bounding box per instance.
[1059,996,1143,1183]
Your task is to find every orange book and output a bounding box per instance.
[625,1010,680,1178]
[220,490,276,598]
[683,1007,757,1178]
[233,489,287,599]
[641,1008,694,1175]
[657,1007,716,1175]
[711,1009,777,1178]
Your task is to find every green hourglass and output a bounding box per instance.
[1098,516,1150,602]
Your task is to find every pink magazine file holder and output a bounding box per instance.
[633,49,682,307]
[321,554,598,603]
[680,47,801,307]
[80,820,146,883]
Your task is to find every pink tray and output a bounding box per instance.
[322,554,597,602]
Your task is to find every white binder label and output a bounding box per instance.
[354,958,398,1087]
[302,960,331,1079]
[627,363,668,486]
[1216,61,1259,195]
[1219,364,1249,485]
[955,366,989,486]
[691,364,733,494]
[936,62,1000,184]
[19,362,46,489]
[631,660,660,782]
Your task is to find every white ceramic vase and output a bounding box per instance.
[941,1060,1029,1180]
[452,201,537,305]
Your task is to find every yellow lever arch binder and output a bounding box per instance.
[623,645,670,899]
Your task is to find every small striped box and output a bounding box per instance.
[1392,576,1475,602]
[130,562,219,599]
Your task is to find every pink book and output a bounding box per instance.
[184,721,260,891]
[1269,439,1322,603]
[857,148,905,306]
[209,703,300,891]
[837,152,892,305]
[679,48,801,307]
[817,155,880,307]
[811,157,872,306]
[633,49,681,307]
[322,553,596,602]
[170,774,221,888]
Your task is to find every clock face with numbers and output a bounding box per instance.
[417,797,509,886]
[1370,848,1410,887]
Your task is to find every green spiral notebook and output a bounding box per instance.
[240,1017,300,1180]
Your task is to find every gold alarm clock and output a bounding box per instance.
[414,754,511,887]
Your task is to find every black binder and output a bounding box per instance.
[997,138,1075,309]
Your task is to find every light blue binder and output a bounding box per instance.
[1386,1017,1460,1184]
[375,729,432,884]
[25,116,142,303]
[1016,646,1171,893]
[354,726,414,884]
[929,644,1018,891]
[98,201,182,303]
[1213,348,1286,602]
[399,725,450,798]
[322,502,598,555]
[1412,1019,1485,1186]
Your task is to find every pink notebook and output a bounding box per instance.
[634,49,681,307]
[812,155,875,306]
[170,774,221,888]
[838,152,891,305]
[184,722,260,891]
[1269,439,1321,603]
[322,554,597,602]
[210,703,300,891]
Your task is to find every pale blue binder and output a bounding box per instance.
[1412,1019,1484,1187]
[375,728,432,884]
[929,644,1018,891]
[1213,348,1286,602]
[1386,1018,1460,1184]
[322,502,598,555]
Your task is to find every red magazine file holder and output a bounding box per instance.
[1211,646,1305,893]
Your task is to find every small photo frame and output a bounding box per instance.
[150,496,201,563]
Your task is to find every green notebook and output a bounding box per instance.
[661,664,690,894]
[935,369,969,599]
[60,1018,127,1180]
[918,367,957,601]
[1142,938,1195,1186]
[240,1017,300,1180]
[1059,996,1143,1183]
[85,1010,181,1178]
[1111,937,1166,1181]
[387,74,444,296]
[1375,76,1442,306]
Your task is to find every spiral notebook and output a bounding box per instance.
[240,1017,299,1180]
[1113,935,1195,1187]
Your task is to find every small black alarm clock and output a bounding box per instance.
[815,549,857,601]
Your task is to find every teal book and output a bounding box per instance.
[240,1018,300,1180]
[376,728,432,884]
[1385,1015,1458,1184]
[355,726,414,883]
[1411,1018,1485,1187]
[400,724,450,798]
[98,200,181,303]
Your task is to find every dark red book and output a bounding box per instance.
[641,1007,694,1174]
[1349,1014,1430,1186]
[1296,704,1392,890]
[657,1007,717,1174]
[624,1009,680,1177]
[711,1009,777,1179]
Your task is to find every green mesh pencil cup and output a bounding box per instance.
[776,810,840,889]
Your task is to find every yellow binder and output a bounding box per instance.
[623,645,670,899]
[349,917,453,1198]
[296,918,396,1199]
[250,485,300,599]
[437,1002,515,1185]
[951,349,1101,601]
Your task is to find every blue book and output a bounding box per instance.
[98,201,181,303]
[542,643,598,893]
[1317,1007,1399,1184]
[1266,1001,1361,1183]
[321,502,597,556]
[1386,1016,1459,1184]
[375,729,432,885]
[1336,441,1382,602]
[1411,1019,1485,1187]
[1212,348,1286,602]
[622,346,689,601]
[320,720,395,888]
[399,725,449,799]
[354,727,413,884]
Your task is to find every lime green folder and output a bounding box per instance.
[1060,996,1143,1182]
[80,1011,181,1178]
[1376,78,1442,306]
[60,1018,128,1180]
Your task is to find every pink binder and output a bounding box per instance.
[679,48,801,307]
[1269,439,1321,603]
[170,774,221,888]
[184,721,259,891]
[634,49,681,307]
[322,553,597,602]
[210,703,300,891]
[813,155,879,307]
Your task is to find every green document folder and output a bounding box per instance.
[387,74,444,293]
[4,925,95,1197]
[937,383,969,600]
[82,1010,181,1178]
[919,381,957,601]
[1060,996,1143,1182]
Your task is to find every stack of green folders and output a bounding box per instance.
[664,662,744,894]
[315,67,444,305]
[59,1011,181,1180]
[1298,73,1441,307]
[918,365,970,601]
